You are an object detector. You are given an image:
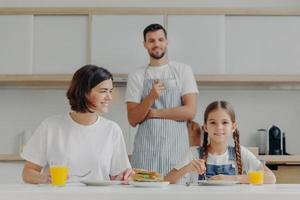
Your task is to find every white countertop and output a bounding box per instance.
[1,183,300,200]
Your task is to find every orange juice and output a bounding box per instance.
[248,171,264,185]
[50,166,69,186]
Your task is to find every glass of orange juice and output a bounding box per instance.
[50,160,69,186]
[248,160,265,185]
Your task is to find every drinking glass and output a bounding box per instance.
[49,160,69,186]
[248,160,265,185]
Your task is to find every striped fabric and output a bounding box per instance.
[131,65,189,176]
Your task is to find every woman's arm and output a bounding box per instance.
[22,161,50,184]
[110,168,134,181]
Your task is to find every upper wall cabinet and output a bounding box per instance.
[1,8,300,79]
[226,16,300,74]
[167,15,225,74]
[0,15,33,74]
[91,15,164,73]
[33,15,88,74]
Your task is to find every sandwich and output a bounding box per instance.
[132,168,163,182]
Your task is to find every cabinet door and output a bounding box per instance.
[273,165,300,183]
[33,15,88,74]
[226,16,300,74]
[0,15,33,74]
[167,15,225,74]
[91,15,164,73]
[0,162,24,184]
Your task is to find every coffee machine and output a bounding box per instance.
[269,125,282,155]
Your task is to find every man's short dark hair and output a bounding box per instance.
[143,23,167,42]
[67,64,113,113]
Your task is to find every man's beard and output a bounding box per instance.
[149,51,166,60]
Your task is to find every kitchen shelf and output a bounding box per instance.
[1,154,300,163]
[1,7,300,16]
[0,154,24,161]
[0,74,127,88]
[195,75,300,86]
[1,74,300,89]
[258,155,300,165]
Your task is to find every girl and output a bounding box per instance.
[21,65,132,184]
[165,101,276,184]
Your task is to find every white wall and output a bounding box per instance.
[1,87,299,155]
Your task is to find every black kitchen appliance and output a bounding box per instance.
[269,125,282,155]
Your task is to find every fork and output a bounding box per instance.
[201,173,207,181]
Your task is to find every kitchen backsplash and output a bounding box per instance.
[1,87,300,155]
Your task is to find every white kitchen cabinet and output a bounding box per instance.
[33,15,88,74]
[226,16,300,74]
[167,15,225,74]
[0,15,33,74]
[91,15,164,73]
[0,161,24,184]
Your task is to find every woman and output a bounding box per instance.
[21,65,132,184]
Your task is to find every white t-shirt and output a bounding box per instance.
[174,146,261,184]
[125,61,199,103]
[21,113,131,182]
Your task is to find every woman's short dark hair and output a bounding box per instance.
[67,64,113,113]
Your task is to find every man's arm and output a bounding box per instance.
[127,96,155,127]
[127,80,165,127]
[147,93,197,121]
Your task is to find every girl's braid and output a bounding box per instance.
[233,129,242,175]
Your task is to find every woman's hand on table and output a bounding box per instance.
[23,161,51,184]
[111,168,135,182]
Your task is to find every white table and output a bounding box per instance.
[1,183,300,200]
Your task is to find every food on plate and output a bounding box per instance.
[132,168,163,182]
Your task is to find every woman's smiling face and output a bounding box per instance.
[86,79,113,113]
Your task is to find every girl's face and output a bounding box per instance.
[86,79,113,113]
[204,108,237,144]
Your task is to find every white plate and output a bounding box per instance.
[80,180,124,186]
[129,181,170,188]
[197,180,239,186]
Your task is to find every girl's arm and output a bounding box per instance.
[164,166,191,184]
[210,165,276,184]
[22,161,50,184]
[164,159,206,184]
[237,166,276,184]
[209,174,247,183]
[262,165,276,184]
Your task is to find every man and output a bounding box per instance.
[125,24,198,176]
